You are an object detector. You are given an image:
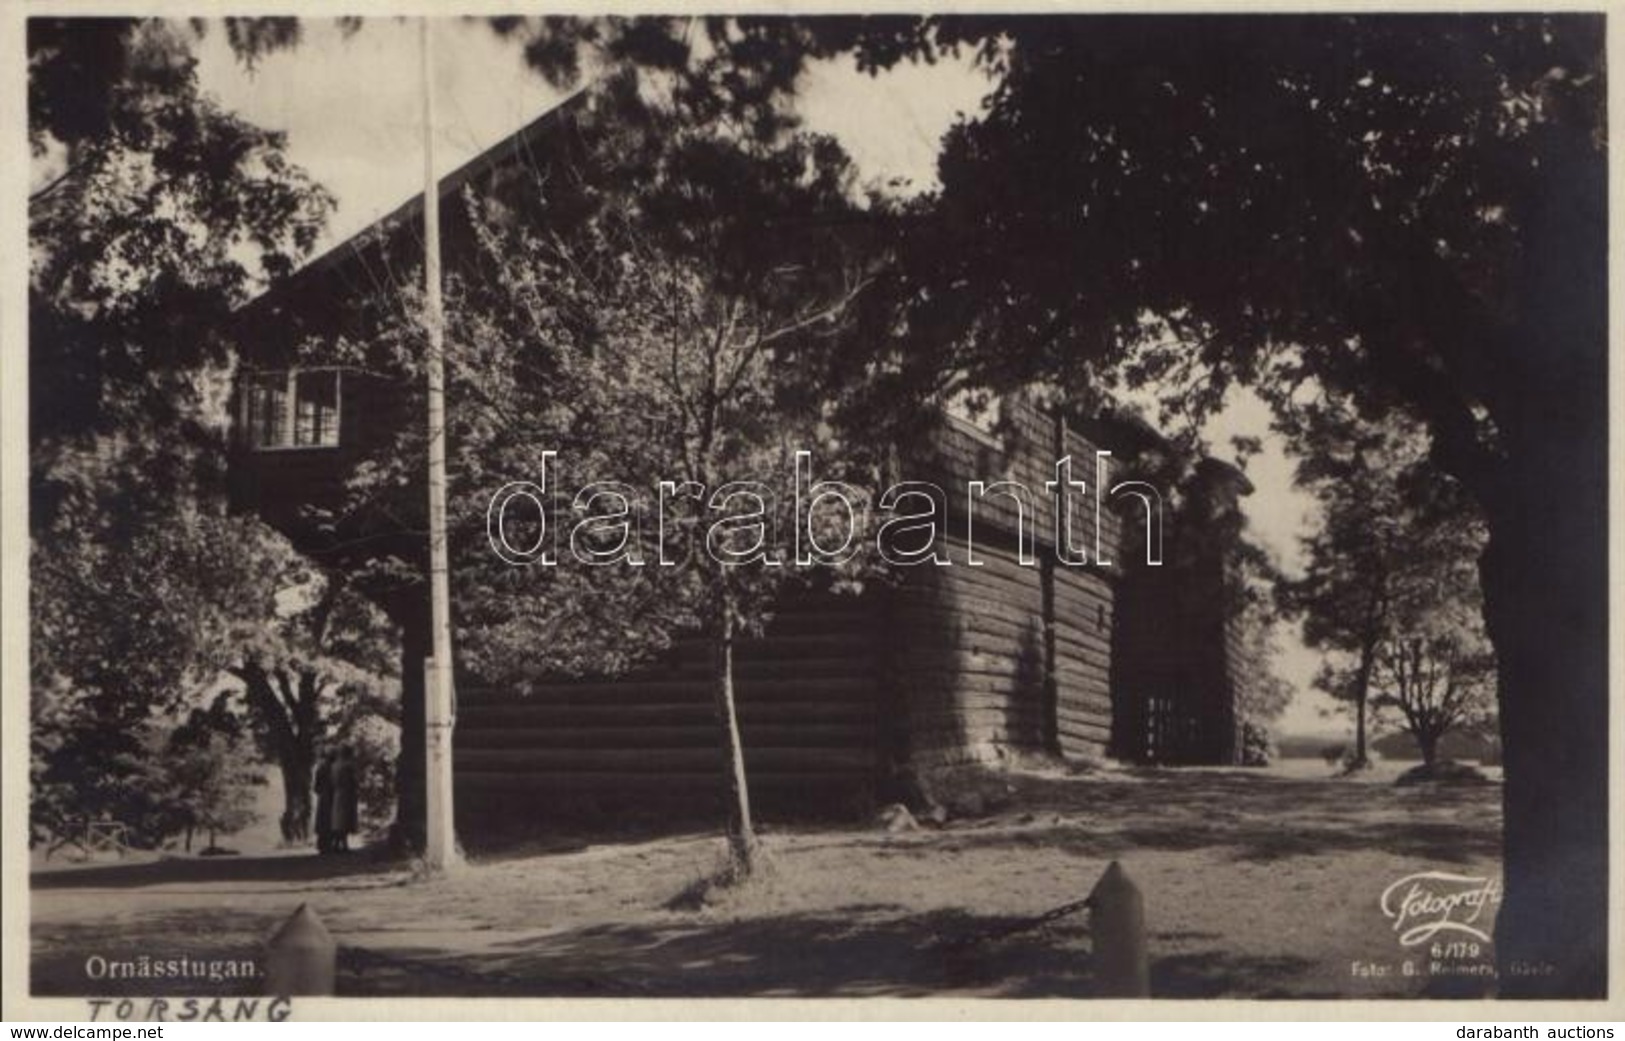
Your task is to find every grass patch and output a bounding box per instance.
[665,835,784,913]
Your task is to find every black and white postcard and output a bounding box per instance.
[3,3,1619,1021]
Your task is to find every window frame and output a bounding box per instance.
[239,368,343,452]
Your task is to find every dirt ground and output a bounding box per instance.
[30,760,1503,1000]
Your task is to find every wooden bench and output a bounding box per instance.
[46,819,132,861]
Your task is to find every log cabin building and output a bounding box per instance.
[228,90,1265,835]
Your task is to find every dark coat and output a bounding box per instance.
[331,756,360,835]
[313,757,336,837]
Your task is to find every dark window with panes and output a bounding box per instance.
[241,370,341,449]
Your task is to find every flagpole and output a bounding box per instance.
[420,15,460,874]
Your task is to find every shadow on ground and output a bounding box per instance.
[30,767,1501,1000]
[31,852,406,893]
[344,908,1087,998]
[796,767,1500,867]
[336,910,1361,998]
[32,906,1422,1000]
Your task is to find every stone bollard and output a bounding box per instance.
[264,903,336,996]
[1086,860,1149,997]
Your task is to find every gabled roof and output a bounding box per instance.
[243,87,591,311]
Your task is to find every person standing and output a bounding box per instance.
[331,745,360,853]
[313,751,336,855]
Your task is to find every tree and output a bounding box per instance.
[331,76,882,874]
[1279,424,1413,770]
[28,18,350,847]
[28,452,295,841]
[1232,603,1296,766]
[29,19,332,444]
[1205,494,1295,761]
[217,575,399,844]
[1373,628,1496,769]
[775,15,1605,993]
[140,706,265,852]
[527,207,875,874]
[1371,521,1497,768]
[1283,411,1491,775]
[27,440,403,849]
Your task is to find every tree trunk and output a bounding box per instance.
[235,660,318,842]
[1481,498,1607,998]
[391,615,430,855]
[1353,688,1368,768]
[1480,115,1608,998]
[711,588,758,874]
[278,753,315,844]
[1416,730,1438,769]
[1349,636,1376,770]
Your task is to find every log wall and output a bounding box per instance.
[452,392,1139,825]
[453,592,881,828]
[885,392,1127,768]
[449,391,1263,826]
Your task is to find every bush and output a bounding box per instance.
[1239,720,1273,766]
[1395,760,1490,786]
